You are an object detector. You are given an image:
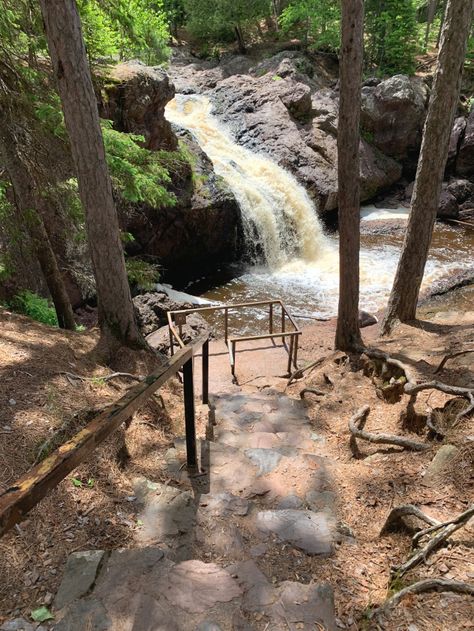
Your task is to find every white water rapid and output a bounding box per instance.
[165,94,472,322]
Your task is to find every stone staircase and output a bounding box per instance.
[52,390,340,631]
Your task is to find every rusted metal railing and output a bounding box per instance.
[167,300,301,378]
[0,334,209,538]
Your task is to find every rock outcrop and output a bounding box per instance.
[360,74,429,161]
[101,61,178,151]
[456,106,474,177]
[209,75,402,211]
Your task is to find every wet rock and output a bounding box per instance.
[361,74,429,160]
[54,550,105,610]
[255,509,335,555]
[447,178,474,204]
[100,61,177,151]
[437,190,459,219]
[358,310,378,328]
[457,106,474,176]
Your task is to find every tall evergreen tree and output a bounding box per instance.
[382,0,474,334]
[335,0,365,352]
[39,0,144,354]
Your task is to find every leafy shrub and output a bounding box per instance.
[126,259,161,290]
[9,291,59,326]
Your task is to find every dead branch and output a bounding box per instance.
[404,380,473,397]
[435,349,474,373]
[394,504,474,577]
[300,387,326,399]
[372,579,474,620]
[380,504,439,536]
[349,405,429,457]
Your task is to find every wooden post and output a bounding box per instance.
[169,326,174,356]
[232,340,236,379]
[269,303,273,334]
[224,307,229,344]
[183,357,198,469]
[294,335,299,368]
[202,339,209,405]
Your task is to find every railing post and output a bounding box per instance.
[169,326,174,356]
[269,303,273,334]
[294,335,299,368]
[282,305,286,343]
[287,334,294,375]
[202,339,209,405]
[183,357,198,469]
[224,307,229,344]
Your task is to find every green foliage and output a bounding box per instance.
[9,291,59,327]
[101,121,177,208]
[183,0,268,44]
[31,607,54,623]
[280,0,341,51]
[365,0,420,75]
[125,258,161,290]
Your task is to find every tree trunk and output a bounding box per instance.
[0,123,76,330]
[234,25,247,54]
[425,0,438,50]
[382,0,473,335]
[436,0,448,47]
[335,0,365,352]
[39,0,144,352]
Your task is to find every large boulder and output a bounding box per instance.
[360,75,429,160]
[100,61,177,150]
[437,189,459,219]
[447,178,474,204]
[456,106,474,176]
[210,76,402,211]
[447,116,467,171]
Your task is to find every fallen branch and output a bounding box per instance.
[286,356,327,387]
[435,349,474,374]
[300,387,326,399]
[394,504,474,577]
[349,406,429,457]
[372,579,474,621]
[380,504,439,536]
[404,381,473,397]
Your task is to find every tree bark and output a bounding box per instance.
[381,0,473,335]
[39,0,144,352]
[335,0,364,352]
[0,121,76,330]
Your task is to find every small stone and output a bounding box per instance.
[43,592,53,606]
[55,550,105,610]
[439,563,449,573]
[8,399,16,406]
[424,445,460,482]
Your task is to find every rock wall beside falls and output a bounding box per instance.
[99,62,242,281]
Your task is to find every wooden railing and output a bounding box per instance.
[168,300,301,377]
[0,334,210,538]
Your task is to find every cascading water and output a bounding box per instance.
[166,95,334,269]
[165,94,473,322]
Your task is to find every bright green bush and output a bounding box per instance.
[9,291,59,327]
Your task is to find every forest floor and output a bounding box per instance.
[0,285,473,629]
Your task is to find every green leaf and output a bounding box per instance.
[71,477,83,487]
[31,606,54,622]
[87,478,95,488]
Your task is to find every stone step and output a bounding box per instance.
[52,548,337,631]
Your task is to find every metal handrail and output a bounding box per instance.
[167,299,301,378]
[0,334,210,538]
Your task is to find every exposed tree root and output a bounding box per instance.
[349,406,429,458]
[300,387,327,399]
[286,356,327,387]
[363,348,416,384]
[404,381,473,396]
[59,371,142,385]
[393,504,474,577]
[372,579,474,622]
[435,349,474,373]
[380,504,439,536]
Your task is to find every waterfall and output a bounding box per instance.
[165,95,334,269]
